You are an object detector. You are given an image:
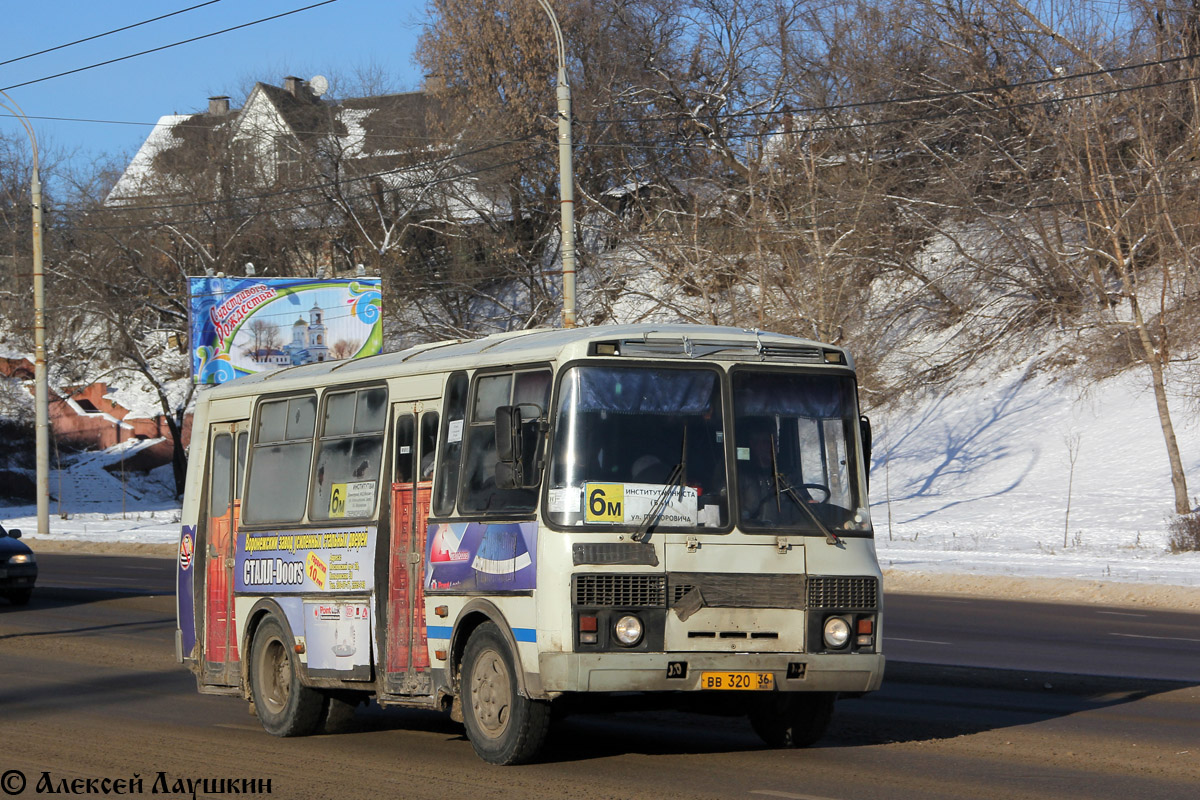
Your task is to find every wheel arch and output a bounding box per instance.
[240,598,304,698]
[448,599,530,698]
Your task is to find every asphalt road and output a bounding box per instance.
[32,553,1200,681]
[0,554,1195,799]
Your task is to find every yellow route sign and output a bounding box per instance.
[329,483,347,518]
[585,483,625,522]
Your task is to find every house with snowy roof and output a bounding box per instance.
[103,76,503,278]
[0,355,192,475]
[107,76,444,204]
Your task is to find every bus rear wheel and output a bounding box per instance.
[749,692,836,748]
[250,617,325,737]
[460,622,550,765]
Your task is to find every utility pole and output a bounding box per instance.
[534,0,578,328]
[1,90,50,537]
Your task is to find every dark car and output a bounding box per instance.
[0,523,37,605]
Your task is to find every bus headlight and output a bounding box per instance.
[823,616,851,649]
[614,615,644,646]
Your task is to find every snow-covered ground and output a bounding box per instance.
[2,356,1198,590]
[870,356,1200,588]
[1,438,183,545]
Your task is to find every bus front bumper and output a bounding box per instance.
[536,651,884,695]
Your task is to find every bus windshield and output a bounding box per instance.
[732,369,869,534]
[547,365,729,530]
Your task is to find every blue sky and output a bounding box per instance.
[1,0,426,174]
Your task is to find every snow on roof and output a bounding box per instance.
[106,114,202,203]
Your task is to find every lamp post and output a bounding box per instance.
[1,90,50,537]
[533,0,578,328]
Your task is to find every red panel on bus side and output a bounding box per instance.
[411,485,432,670]
[387,483,433,675]
[387,484,415,673]
[205,511,232,662]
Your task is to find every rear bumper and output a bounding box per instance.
[537,651,884,696]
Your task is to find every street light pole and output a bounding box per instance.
[1,90,50,537]
[534,0,578,328]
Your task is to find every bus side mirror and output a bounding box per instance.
[496,405,522,464]
[495,405,543,490]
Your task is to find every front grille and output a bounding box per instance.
[807,576,878,610]
[574,574,666,607]
[669,573,805,609]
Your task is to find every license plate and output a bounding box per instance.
[699,671,774,691]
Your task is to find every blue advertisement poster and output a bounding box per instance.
[425,521,538,592]
[188,276,382,384]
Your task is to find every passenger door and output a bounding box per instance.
[386,401,440,695]
[204,420,249,687]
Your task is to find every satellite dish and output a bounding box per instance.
[309,75,329,97]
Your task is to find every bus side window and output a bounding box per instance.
[462,369,549,513]
[514,370,551,419]
[462,374,511,511]
[235,432,247,502]
[210,433,233,519]
[310,386,387,521]
[243,396,316,525]
[419,412,439,482]
[433,372,468,516]
[395,415,415,485]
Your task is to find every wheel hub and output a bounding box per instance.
[471,648,511,737]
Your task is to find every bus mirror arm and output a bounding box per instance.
[859,415,872,489]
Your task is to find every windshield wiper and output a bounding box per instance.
[632,428,687,543]
[770,436,841,546]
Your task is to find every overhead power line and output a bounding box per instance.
[4,45,1197,130]
[0,0,342,93]
[579,49,1200,126]
[6,60,1197,157]
[0,0,228,69]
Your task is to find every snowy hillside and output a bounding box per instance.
[869,352,1200,587]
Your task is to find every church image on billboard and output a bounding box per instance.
[244,302,332,367]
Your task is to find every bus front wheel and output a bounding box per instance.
[250,617,325,737]
[749,692,836,748]
[460,622,550,765]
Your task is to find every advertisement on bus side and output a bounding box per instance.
[236,526,377,594]
[425,521,537,592]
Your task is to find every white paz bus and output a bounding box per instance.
[176,324,883,764]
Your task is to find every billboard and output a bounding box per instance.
[188,276,382,384]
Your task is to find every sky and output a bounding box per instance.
[1,0,427,174]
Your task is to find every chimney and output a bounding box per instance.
[208,96,230,116]
[284,76,305,97]
[424,74,446,93]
